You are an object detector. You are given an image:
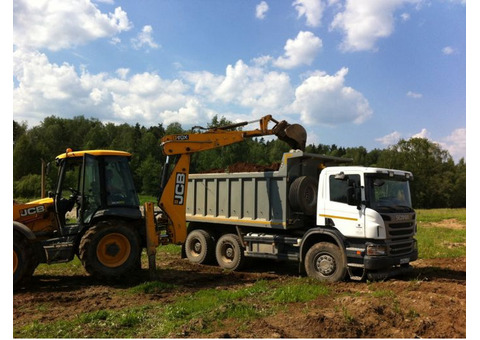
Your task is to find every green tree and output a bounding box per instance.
[377,138,458,209]
[13,121,27,147]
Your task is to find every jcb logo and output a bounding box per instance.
[20,205,45,217]
[174,172,186,205]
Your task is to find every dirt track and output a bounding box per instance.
[13,251,466,338]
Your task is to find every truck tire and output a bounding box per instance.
[79,220,141,279]
[185,229,215,264]
[215,234,245,271]
[14,232,35,287]
[289,176,317,216]
[304,242,346,282]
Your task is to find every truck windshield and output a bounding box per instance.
[365,175,413,213]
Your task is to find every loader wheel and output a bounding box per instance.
[185,229,215,264]
[304,242,346,282]
[79,220,141,279]
[289,176,318,216]
[14,232,35,287]
[215,234,245,271]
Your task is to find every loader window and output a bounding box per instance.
[56,158,83,225]
[80,155,101,224]
[104,157,139,207]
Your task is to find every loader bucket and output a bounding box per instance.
[273,121,307,151]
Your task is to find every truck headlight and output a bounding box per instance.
[366,244,388,256]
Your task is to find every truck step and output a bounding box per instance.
[347,263,365,281]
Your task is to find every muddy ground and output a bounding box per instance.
[13,251,466,338]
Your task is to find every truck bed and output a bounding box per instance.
[186,151,350,230]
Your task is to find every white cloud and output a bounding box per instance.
[13,0,132,51]
[184,60,294,114]
[292,67,373,126]
[441,128,466,161]
[407,91,423,99]
[412,128,430,139]
[293,0,325,27]
[131,25,160,50]
[13,49,193,125]
[273,31,322,69]
[400,12,411,21]
[330,0,420,52]
[256,1,269,19]
[115,68,130,80]
[376,131,402,146]
[442,46,457,55]
[375,128,466,161]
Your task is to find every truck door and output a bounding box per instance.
[322,173,365,238]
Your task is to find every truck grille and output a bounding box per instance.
[381,213,416,256]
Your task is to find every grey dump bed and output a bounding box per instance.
[186,150,350,230]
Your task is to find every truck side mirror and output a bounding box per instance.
[346,184,362,209]
[347,187,360,207]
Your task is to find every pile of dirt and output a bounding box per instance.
[199,162,281,173]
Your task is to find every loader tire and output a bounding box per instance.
[14,232,35,288]
[289,176,317,216]
[185,229,215,264]
[215,234,245,271]
[79,220,141,279]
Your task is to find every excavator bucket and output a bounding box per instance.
[273,121,307,151]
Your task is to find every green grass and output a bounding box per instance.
[15,277,330,338]
[416,227,466,259]
[138,195,157,206]
[415,208,466,259]
[416,208,466,223]
[35,256,86,276]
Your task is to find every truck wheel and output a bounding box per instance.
[304,242,346,282]
[14,233,35,287]
[289,176,317,215]
[185,229,214,264]
[79,220,141,279]
[215,234,245,271]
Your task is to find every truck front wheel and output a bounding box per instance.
[304,242,346,282]
[79,220,141,279]
[185,229,215,264]
[215,234,245,271]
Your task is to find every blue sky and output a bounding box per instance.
[12,0,467,161]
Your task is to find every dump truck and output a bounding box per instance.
[182,150,418,281]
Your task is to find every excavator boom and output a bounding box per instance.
[161,115,306,156]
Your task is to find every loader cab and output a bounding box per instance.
[54,149,141,231]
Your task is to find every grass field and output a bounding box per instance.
[415,208,466,259]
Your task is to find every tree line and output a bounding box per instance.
[13,115,466,209]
